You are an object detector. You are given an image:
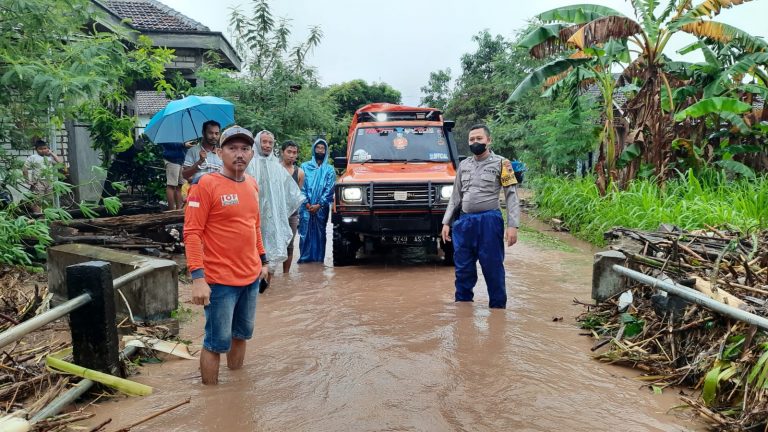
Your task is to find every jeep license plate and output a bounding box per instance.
[386,235,427,245]
[393,191,408,201]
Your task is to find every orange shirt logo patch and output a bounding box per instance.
[220,193,239,206]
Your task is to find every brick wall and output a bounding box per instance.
[1,127,70,166]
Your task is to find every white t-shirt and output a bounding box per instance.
[24,154,56,182]
[183,143,223,181]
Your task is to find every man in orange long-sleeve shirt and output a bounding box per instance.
[184,125,268,385]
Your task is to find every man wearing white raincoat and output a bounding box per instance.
[246,131,304,284]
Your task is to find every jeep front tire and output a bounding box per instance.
[333,224,358,266]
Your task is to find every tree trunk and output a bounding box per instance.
[55,209,183,233]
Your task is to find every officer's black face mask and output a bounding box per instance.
[469,143,487,155]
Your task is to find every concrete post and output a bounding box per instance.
[66,261,122,377]
[65,121,105,201]
[592,250,628,302]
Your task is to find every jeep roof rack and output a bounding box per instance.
[357,110,442,123]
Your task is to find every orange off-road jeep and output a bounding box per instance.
[332,103,459,266]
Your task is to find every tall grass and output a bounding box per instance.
[531,171,768,245]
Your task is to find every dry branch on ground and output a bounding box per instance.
[580,226,768,430]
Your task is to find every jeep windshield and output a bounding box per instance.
[350,127,451,163]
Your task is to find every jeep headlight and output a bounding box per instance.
[342,186,363,202]
[440,185,453,200]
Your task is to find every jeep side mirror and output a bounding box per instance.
[333,156,348,169]
[444,120,455,132]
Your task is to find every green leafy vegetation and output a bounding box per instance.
[510,1,767,189]
[422,3,767,193]
[170,305,196,323]
[197,1,404,161]
[579,312,609,331]
[531,172,768,245]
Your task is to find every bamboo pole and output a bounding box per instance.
[45,355,151,397]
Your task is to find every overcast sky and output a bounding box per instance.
[161,0,768,106]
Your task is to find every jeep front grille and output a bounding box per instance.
[366,183,445,208]
[372,186,433,205]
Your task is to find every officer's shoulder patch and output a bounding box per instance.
[500,159,517,187]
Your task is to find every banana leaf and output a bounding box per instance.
[567,16,643,50]
[720,53,768,80]
[518,24,571,50]
[617,143,642,168]
[673,97,751,122]
[508,58,592,102]
[537,4,625,24]
[678,0,754,21]
[679,21,768,53]
[677,41,722,67]
[715,160,756,178]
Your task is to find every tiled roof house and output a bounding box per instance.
[101,0,210,32]
[59,0,242,201]
[91,0,241,117]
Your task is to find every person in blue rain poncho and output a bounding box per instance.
[298,139,335,263]
[245,131,304,283]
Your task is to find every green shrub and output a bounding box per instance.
[0,148,126,267]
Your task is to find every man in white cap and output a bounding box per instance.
[184,125,268,385]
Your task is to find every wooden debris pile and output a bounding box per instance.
[0,268,76,429]
[51,210,184,255]
[0,268,46,333]
[579,226,768,430]
[0,267,185,430]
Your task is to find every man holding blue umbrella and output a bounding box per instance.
[183,120,223,182]
[143,96,235,183]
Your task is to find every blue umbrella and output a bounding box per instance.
[144,95,235,143]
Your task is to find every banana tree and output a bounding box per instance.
[511,46,628,193]
[510,1,764,185]
[669,39,768,174]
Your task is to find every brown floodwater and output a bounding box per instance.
[83,218,705,431]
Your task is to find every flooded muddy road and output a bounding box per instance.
[86,217,703,431]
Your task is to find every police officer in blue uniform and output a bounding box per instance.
[441,124,520,309]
